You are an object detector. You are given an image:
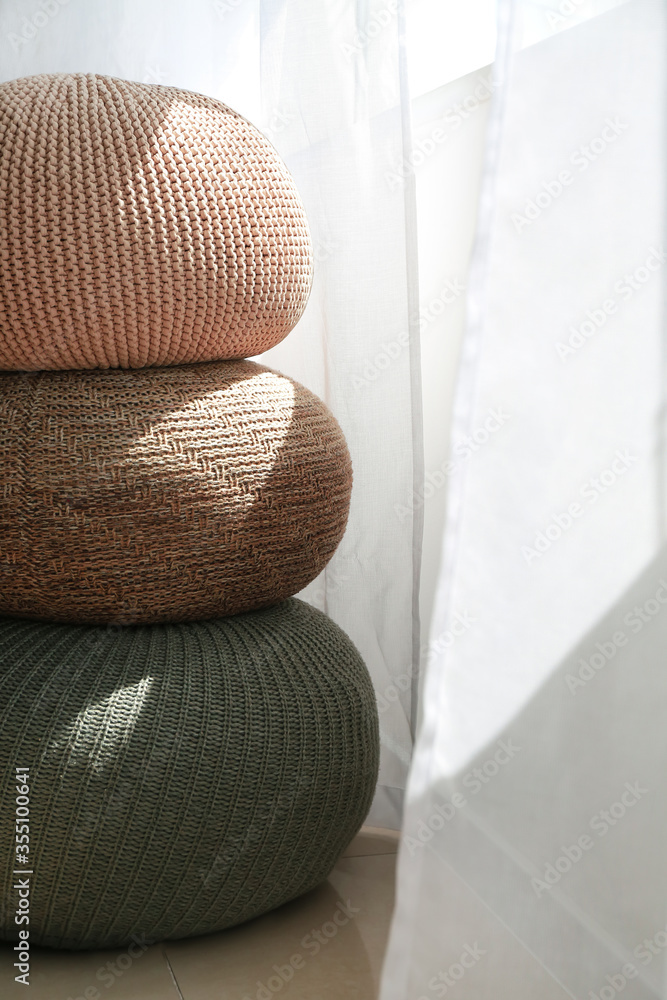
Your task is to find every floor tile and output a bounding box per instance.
[0,838,397,1000]
[342,826,400,859]
[165,853,397,999]
[0,938,181,1000]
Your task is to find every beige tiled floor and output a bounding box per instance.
[0,827,399,1000]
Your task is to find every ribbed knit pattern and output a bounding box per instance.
[0,73,313,370]
[0,360,352,624]
[0,599,379,950]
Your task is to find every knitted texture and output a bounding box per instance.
[0,360,352,624]
[0,599,380,950]
[0,73,313,370]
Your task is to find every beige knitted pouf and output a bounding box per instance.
[0,360,352,624]
[0,73,313,370]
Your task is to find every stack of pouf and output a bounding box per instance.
[0,74,379,950]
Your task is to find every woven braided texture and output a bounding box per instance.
[0,599,380,950]
[0,360,352,624]
[0,73,312,371]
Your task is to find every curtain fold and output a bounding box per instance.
[382,0,667,996]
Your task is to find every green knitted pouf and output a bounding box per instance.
[0,599,379,950]
[0,359,352,625]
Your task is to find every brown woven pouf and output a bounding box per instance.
[0,73,312,371]
[0,360,352,624]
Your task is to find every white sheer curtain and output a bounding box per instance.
[383,0,667,997]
